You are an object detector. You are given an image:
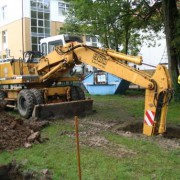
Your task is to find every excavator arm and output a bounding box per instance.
[36,42,173,136]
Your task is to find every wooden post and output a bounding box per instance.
[75,116,82,180]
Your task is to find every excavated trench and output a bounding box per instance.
[121,121,180,139]
[0,161,52,180]
[0,162,33,180]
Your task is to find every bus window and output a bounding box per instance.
[48,40,63,53]
[64,35,83,43]
[41,43,47,55]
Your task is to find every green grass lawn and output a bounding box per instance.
[0,90,180,179]
[88,89,180,124]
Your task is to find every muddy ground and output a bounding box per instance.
[0,109,51,179]
[62,118,180,158]
[0,107,179,179]
[0,109,49,152]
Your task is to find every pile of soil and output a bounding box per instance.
[0,109,49,152]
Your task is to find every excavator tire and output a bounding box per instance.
[70,86,79,101]
[0,90,7,107]
[30,89,44,104]
[17,89,36,119]
[75,86,85,100]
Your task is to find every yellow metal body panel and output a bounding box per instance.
[37,43,153,89]
[0,63,14,78]
[45,86,70,96]
[6,90,19,99]
[143,124,155,136]
[34,42,172,136]
[0,61,38,85]
[106,50,142,65]
[143,65,172,136]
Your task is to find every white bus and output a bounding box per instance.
[40,34,85,75]
[40,34,83,55]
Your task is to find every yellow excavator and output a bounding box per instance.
[0,42,173,136]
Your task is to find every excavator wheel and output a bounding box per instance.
[70,86,79,101]
[75,86,85,100]
[17,89,36,119]
[30,89,44,104]
[0,90,7,107]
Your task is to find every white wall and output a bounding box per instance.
[0,0,30,27]
[50,0,66,22]
[0,0,68,27]
[137,34,168,70]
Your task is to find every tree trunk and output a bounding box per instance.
[162,0,180,101]
[124,25,130,55]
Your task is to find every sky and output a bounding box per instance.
[138,33,167,70]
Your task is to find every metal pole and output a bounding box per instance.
[22,0,24,57]
[75,116,82,180]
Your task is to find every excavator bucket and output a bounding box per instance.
[32,99,93,120]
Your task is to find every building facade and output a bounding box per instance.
[0,0,69,59]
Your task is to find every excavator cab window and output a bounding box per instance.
[24,51,43,63]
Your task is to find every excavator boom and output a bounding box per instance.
[35,42,173,136]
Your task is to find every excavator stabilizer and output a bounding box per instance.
[32,99,93,119]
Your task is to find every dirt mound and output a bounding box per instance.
[0,110,49,152]
[0,161,52,180]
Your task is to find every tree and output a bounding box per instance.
[162,0,180,101]
[62,0,152,54]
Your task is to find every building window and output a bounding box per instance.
[58,2,69,16]
[31,0,37,7]
[31,0,50,10]
[30,0,50,51]
[2,31,7,50]
[44,0,50,9]
[1,5,7,20]
[86,36,99,47]
[2,31,7,43]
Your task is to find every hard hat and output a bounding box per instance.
[178,75,180,84]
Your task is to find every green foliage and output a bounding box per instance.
[172,71,180,102]
[62,0,163,54]
[162,0,180,101]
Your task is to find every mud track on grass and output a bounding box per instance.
[63,116,180,157]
